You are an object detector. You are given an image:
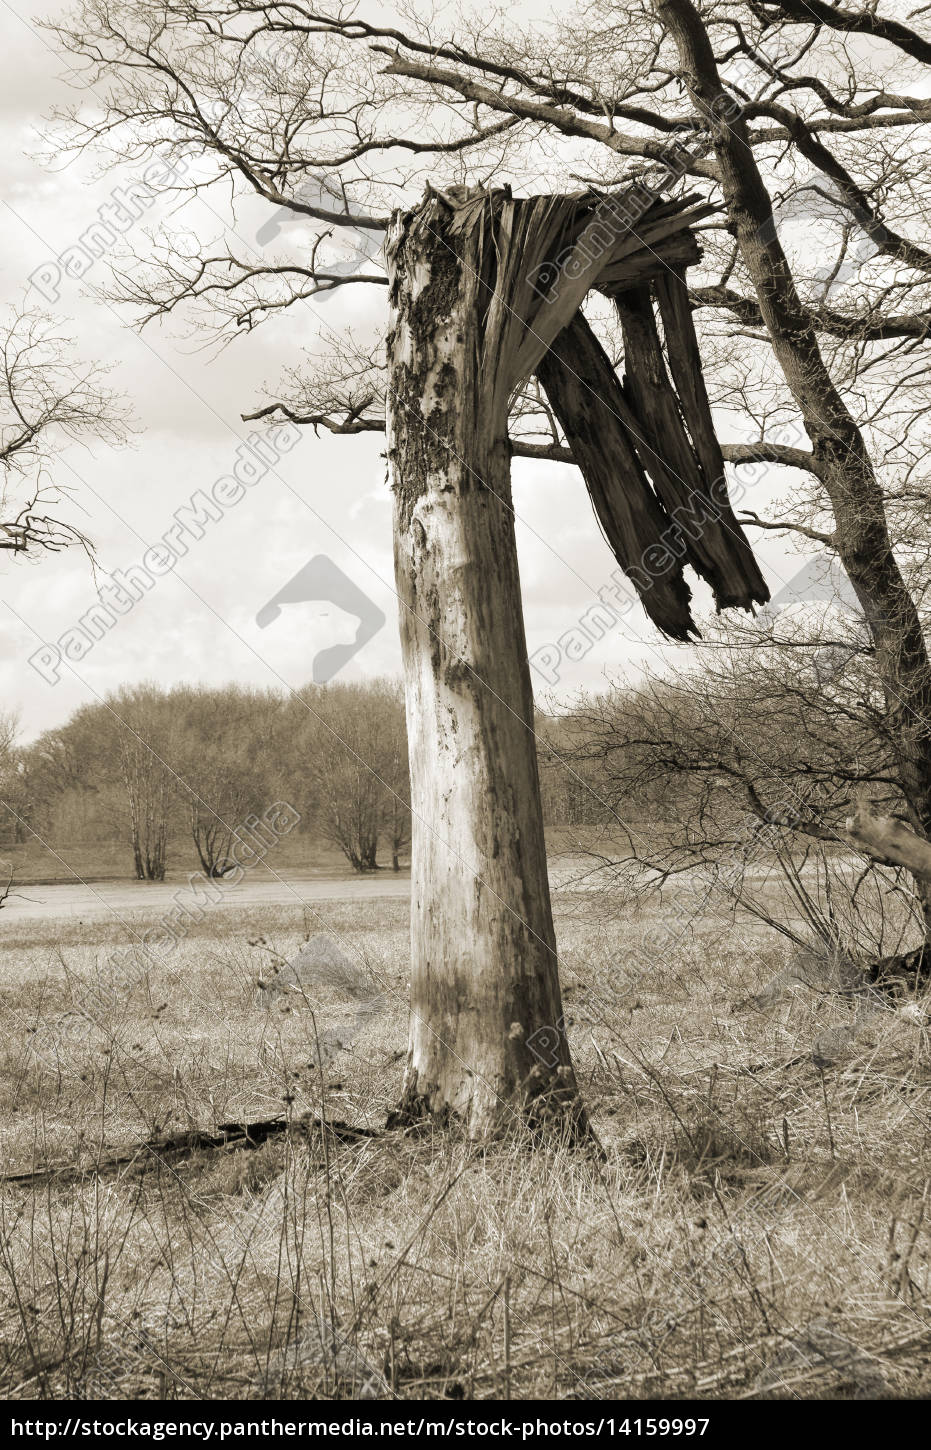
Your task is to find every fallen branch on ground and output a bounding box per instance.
[0,1113,380,1188]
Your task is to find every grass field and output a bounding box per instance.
[0,824,628,887]
[0,833,366,887]
[1,875,930,1400]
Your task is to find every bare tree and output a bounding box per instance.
[0,711,23,848]
[265,0,931,933]
[49,1,779,1136]
[0,711,17,771]
[172,685,279,876]
[0,309,127,557]
[112,686,177,882]
[640,0,931,905]
[569,621,889,910]
[299,682,406,874]
[376,680,411,872]
[568,608,931,990]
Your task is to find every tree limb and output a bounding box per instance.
[754,1,931,68]
[690,285,931,343]
[376,50,720,176]
[845,808,931,880]
[241,402,820,476]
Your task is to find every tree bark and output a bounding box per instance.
[844,809,931,883]
[536,311,698,641]
[385,193,583,1138]
[655,0,931,939]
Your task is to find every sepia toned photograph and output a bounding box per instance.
[1,0,930,1417]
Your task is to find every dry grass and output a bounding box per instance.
[0,833,375,887]
[1,883,930,1400]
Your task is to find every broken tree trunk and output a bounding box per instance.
[652,265,767,606]
[384,183,767,1137]
[612,282,768,610]
[536,312,698,640]
[536,279,767,635]
[386,191,584,1138]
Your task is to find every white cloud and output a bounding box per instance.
[0,0,797,743]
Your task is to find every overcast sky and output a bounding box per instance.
[0,0,801,742]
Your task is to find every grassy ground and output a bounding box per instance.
[0,824,626,887]
[0,834,369,886]
[1,882,929,1400]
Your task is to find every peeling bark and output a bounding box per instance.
[386,192,584,1138]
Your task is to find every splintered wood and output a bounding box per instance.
[534,192,769,639]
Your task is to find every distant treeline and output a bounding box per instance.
[0,681,409,878]
[0,681,611,879]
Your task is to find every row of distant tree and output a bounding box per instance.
[0,605,897,898]
[0,680,412,878]
[0,680,619,880]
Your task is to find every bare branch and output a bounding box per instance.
[0,308,128,558]
[753,1,931,68]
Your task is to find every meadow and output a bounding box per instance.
[0,871,929,1400]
